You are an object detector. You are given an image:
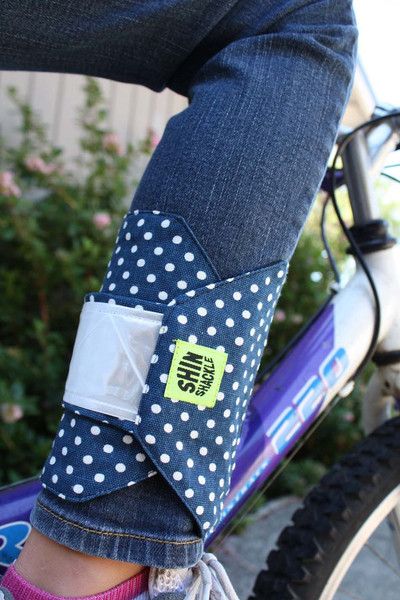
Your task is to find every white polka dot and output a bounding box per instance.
[197,307,207,317]
[184,252,194,262]
[49,456,56,465]
[185,489,194,498]
[199,447,208,456]
[198,475,206,485]
[169,343,176,353]
[187,458,194,468]
[215,436,223,445]
[66,465,73,475]
[197,271,207,280]
[160,373,168,383]
[203,522,211,530]
[235,337,244,346]
[215,299,224,308]
[123,435,133,444]
[74,436,82,445]
[176,441,183,451]
[51,474,58,484]
[242,310,251,319]
[196,506,204,515]
[180,412,189,421]
[70,418,76,427]
[160,453,170,464]
[61,446,68,456]
[131,244,138,253]
[278,269,285,278]
[161,219,170,228]
[106,271,112,279]
[207,326,217,336]
[188,335,198,344]
[225,364,234,373]
[186,290,196,297]
[136,453,146,462]
[129,285,138,295]
[94,473,105,483]
[219,478,225,488]
[154,246,163,256]
[73,484,84,494]
[164,423,173,433]
[172,235,182,244]
[190,430,199,439]
[165,263,175,272]
[250,284,259,293]
[147,273,156,283]
[103,444,113,453]
[177,280,187,290]
[173,471,183,481]
[151,404,161,414]
[209,492,216,501]
[144,231,153,240]
[91,426,101,435]
[233,291,242,300]
[83,455,93,465]
[145,434,156,444]
[226,318,234,327]
[207,419,216,429]
[137,258,145,267]
[209,463,217,472]
[158,291,168,300]
[232,381,239,391]
[58,429,64,438]
[122,271,130,279]
[178,314,188,325]
[117,257,124,266]
[115,463,126,473]
[267,293,273,302]
[217,391,225,401]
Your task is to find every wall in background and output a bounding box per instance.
[0,72,187,159]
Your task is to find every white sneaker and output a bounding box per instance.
[148,553,239,600]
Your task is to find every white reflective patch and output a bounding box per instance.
[64,301,163,421]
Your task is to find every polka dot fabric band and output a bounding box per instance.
[41,211,288,537]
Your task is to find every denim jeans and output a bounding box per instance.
[1,0,358,568]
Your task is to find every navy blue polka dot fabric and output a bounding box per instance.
[41,211,288,537]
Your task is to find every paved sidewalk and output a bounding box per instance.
[212,496,399,600]
[211,496,301,599]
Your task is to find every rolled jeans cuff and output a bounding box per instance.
[31,477,203,568]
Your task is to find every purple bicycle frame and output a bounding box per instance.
[0,290,350,572]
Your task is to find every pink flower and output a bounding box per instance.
[343,411,355,423]
[93,211,112,230]
[25,156,57,175]
[149,129,161,150]
[102,133,124,156]
[1,403,24,424]
[0,171,21,197]
[274,309,286,322]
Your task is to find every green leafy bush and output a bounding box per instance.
[0,78,156,483]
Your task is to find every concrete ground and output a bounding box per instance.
[212,496,400,600]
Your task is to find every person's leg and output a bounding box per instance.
[0,0,358,595]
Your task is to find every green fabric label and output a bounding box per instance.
[164,339,228,408]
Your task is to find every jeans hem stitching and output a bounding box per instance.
[36,500,202,546]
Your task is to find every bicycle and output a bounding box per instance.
[1,103,400,600]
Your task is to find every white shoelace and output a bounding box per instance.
[148,552,240,600]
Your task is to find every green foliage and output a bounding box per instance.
[0,78,155,483]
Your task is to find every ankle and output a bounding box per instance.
[14,529,146,596]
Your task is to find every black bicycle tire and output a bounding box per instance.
[249,415,400,600]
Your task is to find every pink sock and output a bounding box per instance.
[1,565,149,600]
